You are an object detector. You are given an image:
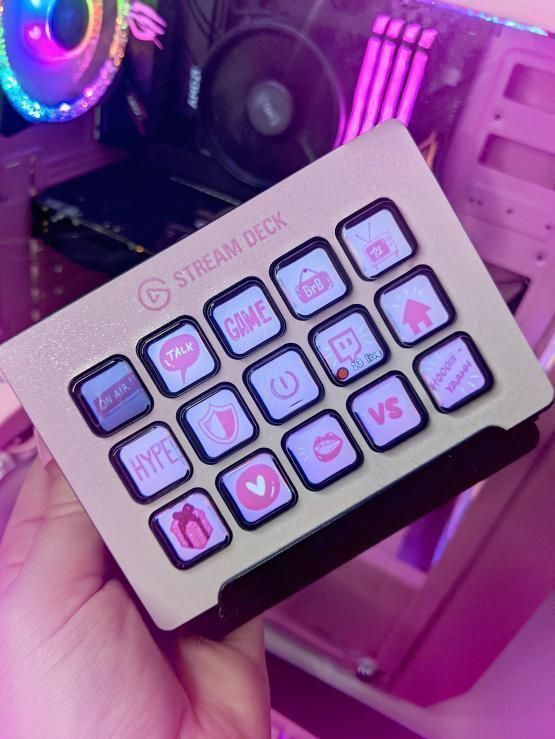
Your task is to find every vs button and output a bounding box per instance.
[348,371,428,451]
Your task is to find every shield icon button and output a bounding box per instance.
[198,402,239,444]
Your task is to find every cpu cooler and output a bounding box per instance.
[0,0,130,131]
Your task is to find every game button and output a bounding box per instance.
[310,305,388,385]
[110,423,192,503]
[206,278,285,358]
[217,450,297,528]
[138,317,219,397]
[376,266,455,346]
[151,490,231,569]
[338,199,417,279]
[415,333,493,411]
[348,372,428,451]
[283,410,362,490]
[271,239,351,319]
[245,344,324,423]
[70,355,153,436]
[178,383,258,463]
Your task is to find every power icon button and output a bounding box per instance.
[246,346,324,424]
[270,371,300,399]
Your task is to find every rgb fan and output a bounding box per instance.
[0,0,129,122]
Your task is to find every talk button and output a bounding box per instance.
[138,317,220,397]
[206,278,286,358]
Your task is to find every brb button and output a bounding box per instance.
[415,333,493,412]
[348,372,428,451]
[207,278,285,358]
[272,239,350,319]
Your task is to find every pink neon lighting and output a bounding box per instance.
[403,23,421,42]
[379,45,411,124]
[419,28,438,49]
[24,22,65,61]
[342,18,438,142]
[129,0,168,49]
[361,40,395,133]
[386,19,404,39]
[397,50,429,125]
[372,14,390,34]
[343,37,382,143]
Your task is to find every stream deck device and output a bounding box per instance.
[0,122,551,635]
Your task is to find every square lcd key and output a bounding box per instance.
[244,344,324,424]
[271,239,351,319]
[348,372,428,451]
[310,305,388,385]
[70,355,153,436]
[110,423,192,503]
[138,318,219,397]
[217,450,297,529]
[206,278,285,358]
[415,333,493,412]
[376,266,455,347]
[178,383,258,463]
[151,490,231,569]
[338,199,417,279]
[283,410,362,490]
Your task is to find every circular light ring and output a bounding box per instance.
[0,0,130,122]
[19,0,95,62]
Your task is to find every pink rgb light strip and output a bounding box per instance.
[343,16,438,143]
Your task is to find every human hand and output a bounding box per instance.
[0,459,270,738]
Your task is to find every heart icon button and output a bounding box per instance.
[236,463,280,510]
[245,475,266,496]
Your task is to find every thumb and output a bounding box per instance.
[0,458,108,619]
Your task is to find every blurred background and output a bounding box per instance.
[0,0,553,736]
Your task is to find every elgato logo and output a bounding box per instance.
[138,278,172,311]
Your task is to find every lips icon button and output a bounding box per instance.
[313,432,343,462]
[284,412,362,489]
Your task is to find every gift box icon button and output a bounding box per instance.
[171,503,213,549]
